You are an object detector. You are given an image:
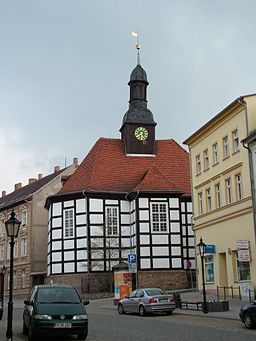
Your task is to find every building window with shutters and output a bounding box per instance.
[198,192,203,215]
[223,136,230,159]
[215,183,221,208]
[151,203,168,232]
[106,207,118,235]
[22,270,26,288]
[226,178,232,204]
[205,255,215,283]
[203,149,209,170]
[64,208,74,238]
[14,241,18,258]
[235,173,243,200]
[213,143,219,164]
[232,129,239,153]
[206,188,211,212]
[22,210,27,226]
[22,239,27,256]
[196,155,201,175]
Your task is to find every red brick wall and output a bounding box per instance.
[138,270,188,291]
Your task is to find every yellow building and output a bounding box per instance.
[184,95,256,298]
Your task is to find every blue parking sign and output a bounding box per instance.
[128,253,136,264]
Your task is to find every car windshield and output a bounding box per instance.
[37,287,81,303]
[145,289,164,296]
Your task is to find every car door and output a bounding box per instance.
[133,290,145,312]
[123,290,137,313]
[23,286,37,327]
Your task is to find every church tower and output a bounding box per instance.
[120,49,157,155]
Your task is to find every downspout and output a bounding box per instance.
[187,146,198,291]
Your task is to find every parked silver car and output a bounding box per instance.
[117,288,176,316]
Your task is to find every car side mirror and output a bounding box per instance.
[83,300,90,305]
[24,300,32,306]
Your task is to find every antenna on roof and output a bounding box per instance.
[64,157,67,168]
[132,24,141,65]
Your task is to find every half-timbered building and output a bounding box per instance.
[46,59,195,293]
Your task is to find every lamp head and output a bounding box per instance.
[197,237,206,256]
[5,210,21,238]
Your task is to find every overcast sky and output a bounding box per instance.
[1,0,256,195]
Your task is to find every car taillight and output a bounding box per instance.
[149,298,158,304]
[169,295,175,303]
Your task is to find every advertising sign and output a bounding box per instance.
[236,240,249,249]
[238,249,250,262]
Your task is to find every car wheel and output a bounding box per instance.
[77,330,88,340]
[139,305,146,317]
[28,323,37,341]
[0,310,3,320]
[118,303,125,314]
[244,312,254,329]
[22,321,28,335]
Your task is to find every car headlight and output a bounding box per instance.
[34,314,52,320]
[72,315,88,320]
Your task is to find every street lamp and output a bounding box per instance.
[5,210,21,340]
[197,237,208,314]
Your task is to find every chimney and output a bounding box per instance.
[73,157,78,167]
[14,183,22,191]
[38,173,43,180]
[28,178,37,184]
[54,166,60,173]
[2,191,6,197]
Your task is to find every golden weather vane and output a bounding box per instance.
[131,24,141,65]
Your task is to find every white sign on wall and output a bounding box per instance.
[237,249,250,262]
[236,240,249,249]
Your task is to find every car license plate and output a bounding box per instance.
[54,323,72,328]
[160,299,168,303]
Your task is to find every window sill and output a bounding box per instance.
[212,162,219,167]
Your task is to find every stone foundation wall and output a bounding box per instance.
[138,270,188,291]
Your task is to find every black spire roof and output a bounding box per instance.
[120,62,156,130]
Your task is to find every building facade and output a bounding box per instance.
[184,95,256,297]
[46,60,195,294]
[0,160,78,296]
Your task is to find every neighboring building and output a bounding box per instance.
[184,95,256,296]
[46,59,195,294]
[0,159,78,296]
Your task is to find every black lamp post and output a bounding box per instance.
[197,237,208,314]
[5,210,21,340]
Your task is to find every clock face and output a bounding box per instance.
[134,127,148,141]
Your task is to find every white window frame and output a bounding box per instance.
[22,210,27,226]
[14,241,18,258]
[215,183,221,208]
[106,207,119,236]
[232,129,239,153]
[236,251,251,281]
[151,202,168,232]
[13,271,17,289]
[203,149,209,170]
[198,192,203,215]
[22,238,27,256]
[226,178,232,204]
[205,255,215,283]
[223,136,230,158]
[213,143,219,164]
[22,270,26,288]
[236,173,243,200]
[206,188,211,212]
[64,208,74,238]
[0,243,4,260]
[196,155,201,175]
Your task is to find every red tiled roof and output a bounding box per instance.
[59,138,191,195]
